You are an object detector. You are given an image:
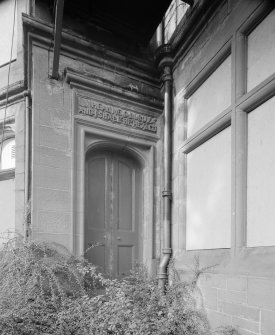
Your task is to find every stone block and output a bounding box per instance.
[15,103,25,132]
[15,144,25,174]
[198,273,227,289]
[35,188,71,212]
[218,289,247,304]
[15,188,25,213]
[201,286,218,310]
[227,277,248,292]
[39,104,70,129]
[34,232,72,251]
[248,278,275,311]
[171,223,179,250]
[15,209,25,234]
[218,301,260,321]
[231,316,259,333]
[15,172,25,192]
[261,309,275,335]
[15,126,25,143]
[39,146,71,170]
[39,125,69,151]
[206,309,231,329]
[37,210,72,234]
[238,329,258,335]
[35,165,71,191]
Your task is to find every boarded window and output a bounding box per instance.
[0,138,15,170]
[164,0,189,43]
[0,0,17,66]
[186,127,231,250]
[187,56,231,137]
[247,9,275,91]
[0,178,15,245]
[247,96,275,247]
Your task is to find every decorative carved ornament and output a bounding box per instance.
[78,97,158,133]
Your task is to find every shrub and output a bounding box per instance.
[0,239,239,335]
[83,265,211,335]
[0,238,97,334]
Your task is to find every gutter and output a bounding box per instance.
[51,0,64,79]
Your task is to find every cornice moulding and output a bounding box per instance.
[0,81,26,101]
[75,116,160,144]
[0,81,29,107]
[22,14,161,87]
[171,0,222,69]
[65,68,163,113]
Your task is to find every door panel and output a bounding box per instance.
[118,246,133,277]
[118,161,133,231]
[87,158,106,229]
[113,156,140,277]
[85,150,141,277]
[85,156,109,273]
[89,244,106,271]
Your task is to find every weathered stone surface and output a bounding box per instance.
[227,277,248,292]
[232,316,259,333]
[261,309,275,335]
[206,309,231,329]
[218,301,260,322]
[200,287,218,310]
[218,289,247,304]
[248,278,275,311]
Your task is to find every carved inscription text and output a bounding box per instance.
[78,97,158,133]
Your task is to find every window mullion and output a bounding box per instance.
[231,108,247,255]
[231,31,247,255]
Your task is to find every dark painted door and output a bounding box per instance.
[85,150,141,277]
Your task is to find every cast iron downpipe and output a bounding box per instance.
[24,91,32,242]
[157,45,173,291]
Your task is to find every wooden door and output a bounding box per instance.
[85,150,141,277]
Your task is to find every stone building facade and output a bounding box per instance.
[0,0,275,333]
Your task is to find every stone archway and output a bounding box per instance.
[73,119,157,276]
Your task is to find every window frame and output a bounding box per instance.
[180,2,275,256]
[181,41,232,252]
[234,3,275,251]
[0,0,17,67]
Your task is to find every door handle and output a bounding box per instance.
[117,236,121,240]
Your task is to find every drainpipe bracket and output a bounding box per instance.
[158,272,168,280]
[161,71,172,83]
[162,190,172,200]
[155,44,172,64]
[162,248,172,254]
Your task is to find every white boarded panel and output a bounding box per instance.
[247,96,275,247]
[0,0,17,65]
[0,179,15,245]
[247,9,275,91]
[187,56,231,137]
[186,127,231,250]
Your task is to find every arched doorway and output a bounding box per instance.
[85,149,142,277]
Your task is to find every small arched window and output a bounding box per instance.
[0,138,15,170]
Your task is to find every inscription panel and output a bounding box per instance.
[77,96,158,133]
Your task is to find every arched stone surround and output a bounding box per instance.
[67,70,163,273]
